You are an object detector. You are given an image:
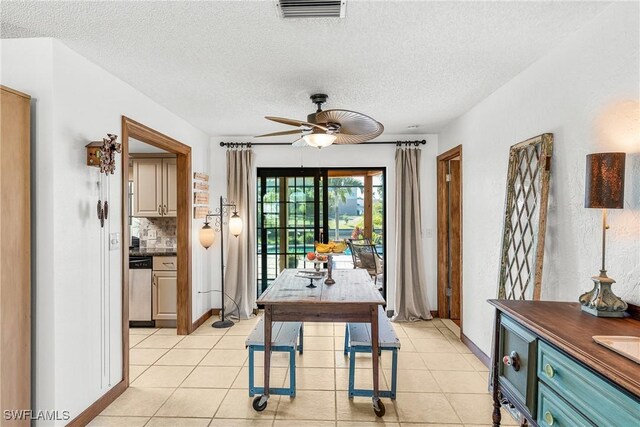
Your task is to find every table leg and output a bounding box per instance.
[370,304,385,417]
[264,305,272,397]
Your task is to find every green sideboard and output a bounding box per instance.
[488,300,640,427]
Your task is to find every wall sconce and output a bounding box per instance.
[199,196,243,329]
[579,152,627,317]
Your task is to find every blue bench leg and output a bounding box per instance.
[298,323,304,354]
[343,324,350,355]
[248,346,255,397]
[348,347,356,398]
[289,348,296,397]
[390,348,398,400]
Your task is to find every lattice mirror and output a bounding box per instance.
[497,133,553,300]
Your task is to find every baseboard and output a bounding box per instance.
[191,308,215,331]
[460,332,490,368]
[385,310,438,319]
[66,380,127,427]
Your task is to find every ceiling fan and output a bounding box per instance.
[255,94,384,148]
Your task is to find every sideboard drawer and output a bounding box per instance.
[538,340,640,426]
[537,382,591,427]
[499,315,537,416]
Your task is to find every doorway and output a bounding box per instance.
[121,116,192,386]
[256,167,386,298]
[437,146,462,328]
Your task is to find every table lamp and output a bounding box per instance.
[579,152,627,317]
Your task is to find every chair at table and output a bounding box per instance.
[350,242,384,287]
[347,238,371,269]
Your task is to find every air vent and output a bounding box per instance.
[276,0,346,18]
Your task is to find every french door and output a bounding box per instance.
[257,167,387,298]
[257,168,328,296]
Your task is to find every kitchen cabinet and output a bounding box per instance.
[132,157,176,217]
[152,271,177,320]
[152,256,177,320]
[163,158,177,216]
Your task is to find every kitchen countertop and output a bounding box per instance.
[129,247,177,257]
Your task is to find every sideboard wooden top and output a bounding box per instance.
[258,269,385,305]
[488,300,640,397]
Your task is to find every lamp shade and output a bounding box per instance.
[585,153,625,209]
[229,212,243,236]
[199,223,216,249]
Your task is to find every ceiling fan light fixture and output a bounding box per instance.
[303,132,336,148]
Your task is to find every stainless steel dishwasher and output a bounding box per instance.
[129,256,153,326]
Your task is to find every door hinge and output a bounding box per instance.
[446,288,452,296]
[445,174,451,182]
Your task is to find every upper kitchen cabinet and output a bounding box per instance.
[133,157,177,217]
[163,158,177,217]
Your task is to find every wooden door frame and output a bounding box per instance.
[121,116,192,381]
[436,145,463,333]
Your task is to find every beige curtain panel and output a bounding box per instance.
[393,147,433,322]
[225,148,256,319]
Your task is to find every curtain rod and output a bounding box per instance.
[219,139,426,148]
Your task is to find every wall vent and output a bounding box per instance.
[276,0,346,19]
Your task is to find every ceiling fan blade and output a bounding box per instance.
[265,116,328,132]
[255,129,302,138]
[265,116,307,127]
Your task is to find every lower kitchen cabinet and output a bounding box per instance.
[152,270,177,320]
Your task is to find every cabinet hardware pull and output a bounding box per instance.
[544,410,554,425]
[163,204,168,214]
[158,205,162,215]
[544,363,555,378]
[502,351,520,371]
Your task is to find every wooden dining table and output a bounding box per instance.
[253,268,387,416]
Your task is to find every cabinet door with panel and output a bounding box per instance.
[163,158,177,217]
[152,271,177,320]
[133,158,163,217]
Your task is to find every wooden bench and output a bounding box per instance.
[344,306,400,399]
[245,318,303,397]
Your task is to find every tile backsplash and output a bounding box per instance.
[133,217,177,249]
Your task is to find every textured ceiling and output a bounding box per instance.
[2,1,609,137]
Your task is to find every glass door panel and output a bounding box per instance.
[257,169,325,296]
[257,168,385,299]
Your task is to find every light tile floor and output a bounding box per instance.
[92,315,517,426]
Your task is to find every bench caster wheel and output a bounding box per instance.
[253,395,268,412]
[373,397,385,417]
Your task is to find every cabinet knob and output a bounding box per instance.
[502,351,520,371]
[544,363,555,378]
[544,410,554,425]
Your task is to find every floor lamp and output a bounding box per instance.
[199,195,243,328]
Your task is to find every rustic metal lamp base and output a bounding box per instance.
[212,319,235,328]
[579,273,627,318]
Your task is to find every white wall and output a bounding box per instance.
[438,3,640,356]
[208,135,439,312]
[1,38,212,424]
